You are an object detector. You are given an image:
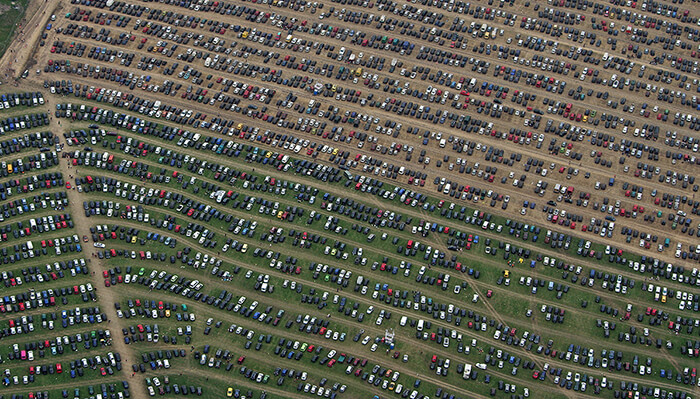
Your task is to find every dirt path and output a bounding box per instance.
[42,94,149,397]
[0,0,56,84]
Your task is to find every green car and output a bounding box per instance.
[138,267,145,276]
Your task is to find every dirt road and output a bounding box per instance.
[0,0,58,83]
[41,93,149,396]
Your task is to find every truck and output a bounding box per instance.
[285,34,293,43]
[462,364,472,379]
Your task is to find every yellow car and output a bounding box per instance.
[165,309,170,318]
[131,236,137,244]
[332,148,339,155]
[227,387,233,397]
[503,270,510,278]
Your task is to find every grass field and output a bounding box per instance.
[0,0,28,60]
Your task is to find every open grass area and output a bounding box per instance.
[0,0,28,60]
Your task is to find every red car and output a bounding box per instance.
[532,371,539,379]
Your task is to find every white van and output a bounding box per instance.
[417,319,424,331]
[400,316,408,327]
